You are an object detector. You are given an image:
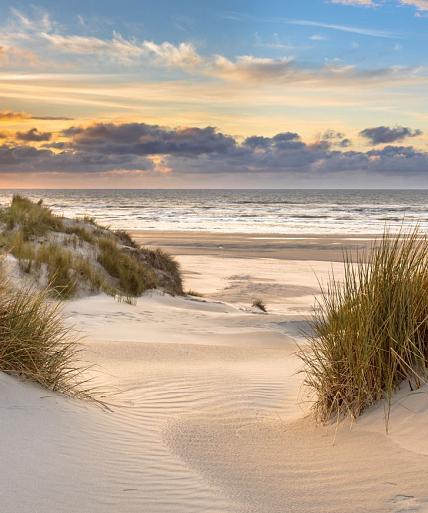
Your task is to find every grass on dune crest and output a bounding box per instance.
[0,195,63,239]
[0,268,91,397]
[97,237,157,296]
[300,228,428,423]
[0,195,183,299]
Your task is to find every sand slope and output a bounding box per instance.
[1,252,428,512]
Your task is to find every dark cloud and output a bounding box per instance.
[322,130,346,140]
[360,125,423,145]
[0,121,427,179]
[338,138,352,147]
[16,128,52,142]
[0,110,73,121]
[320,130,352,148]
[62,123,237,157]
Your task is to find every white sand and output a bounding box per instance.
[1,247,428,513]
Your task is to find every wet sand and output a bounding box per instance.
[131,231,376,261]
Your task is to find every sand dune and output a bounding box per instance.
[1,242,428,512]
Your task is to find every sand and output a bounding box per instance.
[1,233,428,513]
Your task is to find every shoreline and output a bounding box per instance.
[131,230,377,262]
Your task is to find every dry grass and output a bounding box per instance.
[10,233,106,299]
[252,298,267,312]
[97,237,157,296]
[0,269,90,397]
[139,247,183,295]
[300,228,428,423]
[0,195,63,239]
[187,289,204,297]
[1,196,183,300]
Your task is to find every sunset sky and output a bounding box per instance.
[1,0,428,188]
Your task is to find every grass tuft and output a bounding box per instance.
[97,237,157,296]
[0,269,90,397]
[187,289,204,297]
[252,298,267,312]
[0,195,63,239]
[300,228,428,423]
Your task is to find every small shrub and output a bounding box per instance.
[300,228,428,423]
[252,298,267,312]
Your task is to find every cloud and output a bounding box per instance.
[310,34,328,41]
[0,143,153,173]
[1,7,417,87]
[330,0,428,10]
[0,44,39,67]
[40,32,145,64]
[223,11,398,38]
[400,0,428,10]
[16,128,52,142]
[62,123,237,156]
[208,54,419,85]
[141,41,201,69]
[1,8,201,70]
[1,121,427,180]
[359,125,423,144]
[0,110,73,121]
[320,130,352,147]
[282,19,397,39]
[329,0,376,6]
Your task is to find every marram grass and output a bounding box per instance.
[0,270,91,398]
[300,228,428,422]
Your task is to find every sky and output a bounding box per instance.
[1,0,428,188]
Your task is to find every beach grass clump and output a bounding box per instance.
[252,298,267,312]
[64,225,96,245]
[300,229,428,422]
[115,229,138,248]
[0,196,183,300]
[138,247,183,295]
[0,271,89,397]
[0,195,63,239]
[97,237,157,296]
[10,234,106,299]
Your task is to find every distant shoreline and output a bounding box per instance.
[131,230,377,262]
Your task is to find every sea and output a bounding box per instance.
[1,189,428,234]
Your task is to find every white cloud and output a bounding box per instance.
[400,0,428,10]
[329,0,376,6]
[311,34,328,41]
[141,41,201,69]
[40,32,145,63]
[288,19,397,38]
[331,0,428,9]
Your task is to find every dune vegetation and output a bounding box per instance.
[0,195,184,396]
[300,229,428,422]
[0,269,89,397]
[252,298,267,312]
[0,195,183,299]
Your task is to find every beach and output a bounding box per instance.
[1,231,427,513]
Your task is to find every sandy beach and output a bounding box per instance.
[1,232,428,513]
